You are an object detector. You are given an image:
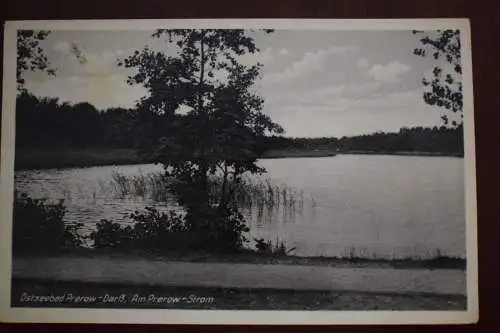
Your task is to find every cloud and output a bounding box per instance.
[357,58,369,68]
[278,48,290,57]
[240,47,291,68]
[263,46,357,85]
[267,88,445,137]
[25,74,147,110]
[53,41,122,77]
[266,82,380,109]
[259,48,275,65]
[368,61,411,83]
[238,47,276,69]
[78,51,122,77]
[53,40,72,54]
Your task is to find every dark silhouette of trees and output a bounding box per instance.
[15,91,136,150]
[413,29,463,126]
[17,30,56,90]
[266,126,463,156]
[118,29,283,251]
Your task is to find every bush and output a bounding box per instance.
[254,237,296,256]
[90,206,250,253]
[186,205,250,253]
[13,192,83,254]
[91,207,191,251]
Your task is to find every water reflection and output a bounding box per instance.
[14,155,466,258]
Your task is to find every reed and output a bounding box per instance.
[108,171,316,222]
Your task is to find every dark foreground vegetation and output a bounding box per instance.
[11,278,466,310]
[12,192,465,270]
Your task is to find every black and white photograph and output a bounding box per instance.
[0,19,477,324]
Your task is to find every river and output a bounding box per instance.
[14,154,465,258]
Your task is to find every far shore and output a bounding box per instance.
[14,148,464,171]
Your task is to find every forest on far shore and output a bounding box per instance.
[15,91,464,157]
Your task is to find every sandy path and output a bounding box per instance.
[12,257,466,296]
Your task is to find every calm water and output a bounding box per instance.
[14,155,465,258]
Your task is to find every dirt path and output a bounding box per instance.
[12,257,466,296]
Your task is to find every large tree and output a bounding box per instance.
[17,30,56,90]
[120,29,283,251]
[413,29,462,126]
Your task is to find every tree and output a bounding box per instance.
[120,29,283,251]
[413,29,462,126]
[17,30,56,90]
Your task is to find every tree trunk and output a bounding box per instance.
[219,163,229,209]
[197,30,209,199]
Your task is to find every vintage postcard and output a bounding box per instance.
[0,19,477,324]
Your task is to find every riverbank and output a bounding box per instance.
[15,248,466,270]
[14,148,463,170]
[14,148,149,170]
[11,278,466,310]
[340,150,464,157]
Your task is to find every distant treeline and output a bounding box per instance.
[16,92,137,149]
[16,92,464,156]
[266,125,464,156]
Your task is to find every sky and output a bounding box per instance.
[23,29,459,138]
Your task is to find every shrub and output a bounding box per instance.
[253,237,296,256]
[90,219,135,250]
[186,205,250,253]
[91,207,191,251]
[13,192,83,254]
[90,206,250,253]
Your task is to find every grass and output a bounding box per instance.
[14,148,463,171]
[14,148,340,171]
[16,246,466,270]
[261,149,337,159]
[15,148,149,170]
[11,278,466,310]
[340,150,464,157]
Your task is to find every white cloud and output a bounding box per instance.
[54,41,122,78]
[266,82,380,109]
[267,88,446,137]
[78,51,122,77]
[278,48,290,57]
[368,61,411,83]
[53,40,72,54]
[238,47,276,68]
[25,74,147,110]
[263,46,357,85]
[357,58,369,68]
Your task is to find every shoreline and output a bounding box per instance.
[14,148,464,171]
[13,249,466,270]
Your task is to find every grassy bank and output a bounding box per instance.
[11,278,466,310]
[15,148,463,170]
[15,148,149,170]
[340,150,464,157]
[15,247,466,270]
[15,148,338,170]
[261,149,337,159]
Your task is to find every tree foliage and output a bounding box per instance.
[17,30,56,90]
[413,29,463,126]
[15,91,137,149]
[267,125,463,157]
[13,192,83,254]
[119,29,283,251]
